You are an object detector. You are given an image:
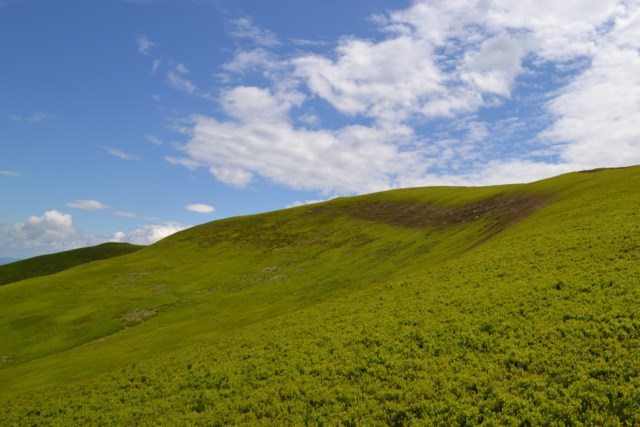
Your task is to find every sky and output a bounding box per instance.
[1,0,639,259]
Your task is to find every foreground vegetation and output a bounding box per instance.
[0,242,144,286]
[1,166,639,425]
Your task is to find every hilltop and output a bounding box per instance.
[0,242,144,286]
[0,257,20,266]
[0,166,639,424]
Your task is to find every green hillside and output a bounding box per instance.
[0,242,145,286]
[1,166,639,425]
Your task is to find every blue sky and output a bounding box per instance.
[1,0,639,258]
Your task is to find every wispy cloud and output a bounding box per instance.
[101,146,139,160]
[65,199,110,210]
[290,38,328,47]
[151,59,161,74]
[222,48,277,75]
[0,170,22,177]
[167,69,198,95]
[176,63,189,74]
[146,134,163,145]
[114,210,137,218]
[229,17,280,47]
[113,210,159,221]
[8,112,48,123]
[136,34,157,56]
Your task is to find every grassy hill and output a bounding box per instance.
[0,166,638,425]
[0,242,144,286]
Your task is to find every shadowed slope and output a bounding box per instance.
[0,243,145,286]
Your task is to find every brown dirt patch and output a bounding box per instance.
[121,308,157,327]
[349,195,548,237]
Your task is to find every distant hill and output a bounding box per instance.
[0,242,144,286]
[0,166,638,424]
[0,258,20,266]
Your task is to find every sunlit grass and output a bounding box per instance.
[1,166,638,424]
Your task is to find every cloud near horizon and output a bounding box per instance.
[168,0,640,195]
[0,210,189,257]
[110,223,189,245]
[0,210,91,257]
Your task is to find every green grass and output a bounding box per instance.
[0,166,639,425]
[0,242,144,286]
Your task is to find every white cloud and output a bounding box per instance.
[12,210,74,240]
[102,146,139,160]
[0,210,185,258]
[221,85,297,123]
[176,87,424,194]
[0,170,22,177]
[110,223,189,245]
[186,203,215,213]
[65,199,110,210]
[0,210,82,258]
[208,166,254,187]
[229,17,280,47]
[461,33,526,96]
[543,45,640,168]
[291,1,622,126]
[136,34,157,55]
[293,35,453,122]
[169,0,640,192]
[485,0,622,60]
[1,210,100,257]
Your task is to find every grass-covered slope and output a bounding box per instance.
[0,242,144,286]
[0,166,639,425]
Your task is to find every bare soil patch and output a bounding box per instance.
[348,195,548,236]
[121,308,157,328]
